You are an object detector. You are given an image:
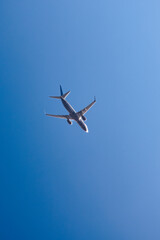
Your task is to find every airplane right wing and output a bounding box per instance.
[46,113,72,119]
[77,97,96,116]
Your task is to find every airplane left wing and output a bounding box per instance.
[78,97,96,116]
[46,113,72,119]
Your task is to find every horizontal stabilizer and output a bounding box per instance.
[49,96,61,99]
[62,91,71,99]
[49,91,70,99]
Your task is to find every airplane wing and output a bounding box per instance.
[46,113,72,119]
[78,97,96,116]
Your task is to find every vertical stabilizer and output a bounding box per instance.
[60,85,71,99]
[60,85,63,96]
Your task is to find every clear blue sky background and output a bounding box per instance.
[1,1,160,239]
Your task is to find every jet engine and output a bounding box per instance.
[67,119,72,125]
[82,116,87,121]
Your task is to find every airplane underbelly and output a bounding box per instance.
[62,100,75,114]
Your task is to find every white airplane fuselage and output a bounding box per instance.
[46,85,96,132]
[61,98,88,132]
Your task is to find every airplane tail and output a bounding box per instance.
[49,85,70,99]
[60,85,63,96]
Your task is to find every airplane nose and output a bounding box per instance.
[84,125,88,133]
[78,120,88,132]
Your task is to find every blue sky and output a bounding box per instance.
[1,1,160,239]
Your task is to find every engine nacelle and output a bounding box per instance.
[82,115,87,121]
[67,119,72,125]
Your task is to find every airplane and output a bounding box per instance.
[46,85,96,132]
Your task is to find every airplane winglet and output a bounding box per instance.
[94,96,96,102]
